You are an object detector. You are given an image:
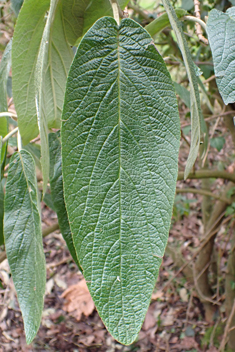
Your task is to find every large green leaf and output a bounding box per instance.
[61,17,180,345]
[12,0,73,145]
[207,7,235,105]
[62,0,129,46]
[4,150,46,344]
[162,0,204,178]
[0,40,12,165]
[49,132,81,269]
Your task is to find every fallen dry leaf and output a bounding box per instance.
[151,290,163,300]
[142,308,156,331]
[174,336,199,349]
[161,308,175,326]
[61,278,95,320]
[179,288,188,302]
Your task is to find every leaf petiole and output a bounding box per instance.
[2,127,18,144]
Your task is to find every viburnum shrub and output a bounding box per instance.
[0,0,235,346]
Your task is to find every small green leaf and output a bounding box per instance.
[181,0,194,11]
[11,0,24,16]
[210,137,225,152]
[207,7,235,104]
[43,192,56,212]
[23,143,41,170]
[49,132,81,269]
[0,40,12,165]
[145,8,187,37]
[12,0,73,144]
[174,82,190,108]
[162,0,204,178]
[62,17,180,345]
[4,150,46,344]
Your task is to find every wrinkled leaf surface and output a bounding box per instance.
[207,7,235,104]
[12,0,73,144]
[49,132,80,269]
[62,17,180,345]
[4,150,46,344]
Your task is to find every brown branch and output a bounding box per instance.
[163,212,235,291]
[128,3,151,22]
[178,169,235,183]
[193,0,208,44]
[176,187,232,204]
[181,111,235,127]
[219,299,235,352]
[0,222,60,264]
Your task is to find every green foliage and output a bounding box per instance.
[49,132,81,270]
[2,0,235,347]
[173,194,197,220]
[161,0,205,178]
[4,150,46,344]
[174,82,190,108]
[61,16,180,345]
[145,8,187,37]
[202,323,224,348]
[210,136,225,152]
[0,180,4,245]
[207,7,235,104]
[12,0,74,145]
[11,0,24,16]
[225,202,235,216]
[181,0,194,11]
[0,40,11,165]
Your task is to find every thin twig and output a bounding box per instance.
[204,74,216,84]
[184,15,207,32]
[0,112,17,119]
[128,3,151,22]
[178,169,235,183]
[163,213,234,291]
[181,111,235,127]
[202,106,225,166]
[193,262,221,305]
[176,187,232,204]
[219,299,235,351]
[181,129,190,147]
[17,129,22,151]
[192,0,208,44]
[109,0,120,25]
[2,127,18,144]
[210,319,220,347]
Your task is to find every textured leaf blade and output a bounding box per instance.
[162,0,204,178]
[0,40,12,165]
[207,7,235,104]
[35,0,59,195]
[61,17,180,345]
[49,132,81,269]
[62,0,129,46]
[12,0,73,144]
[4,150,46,344]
